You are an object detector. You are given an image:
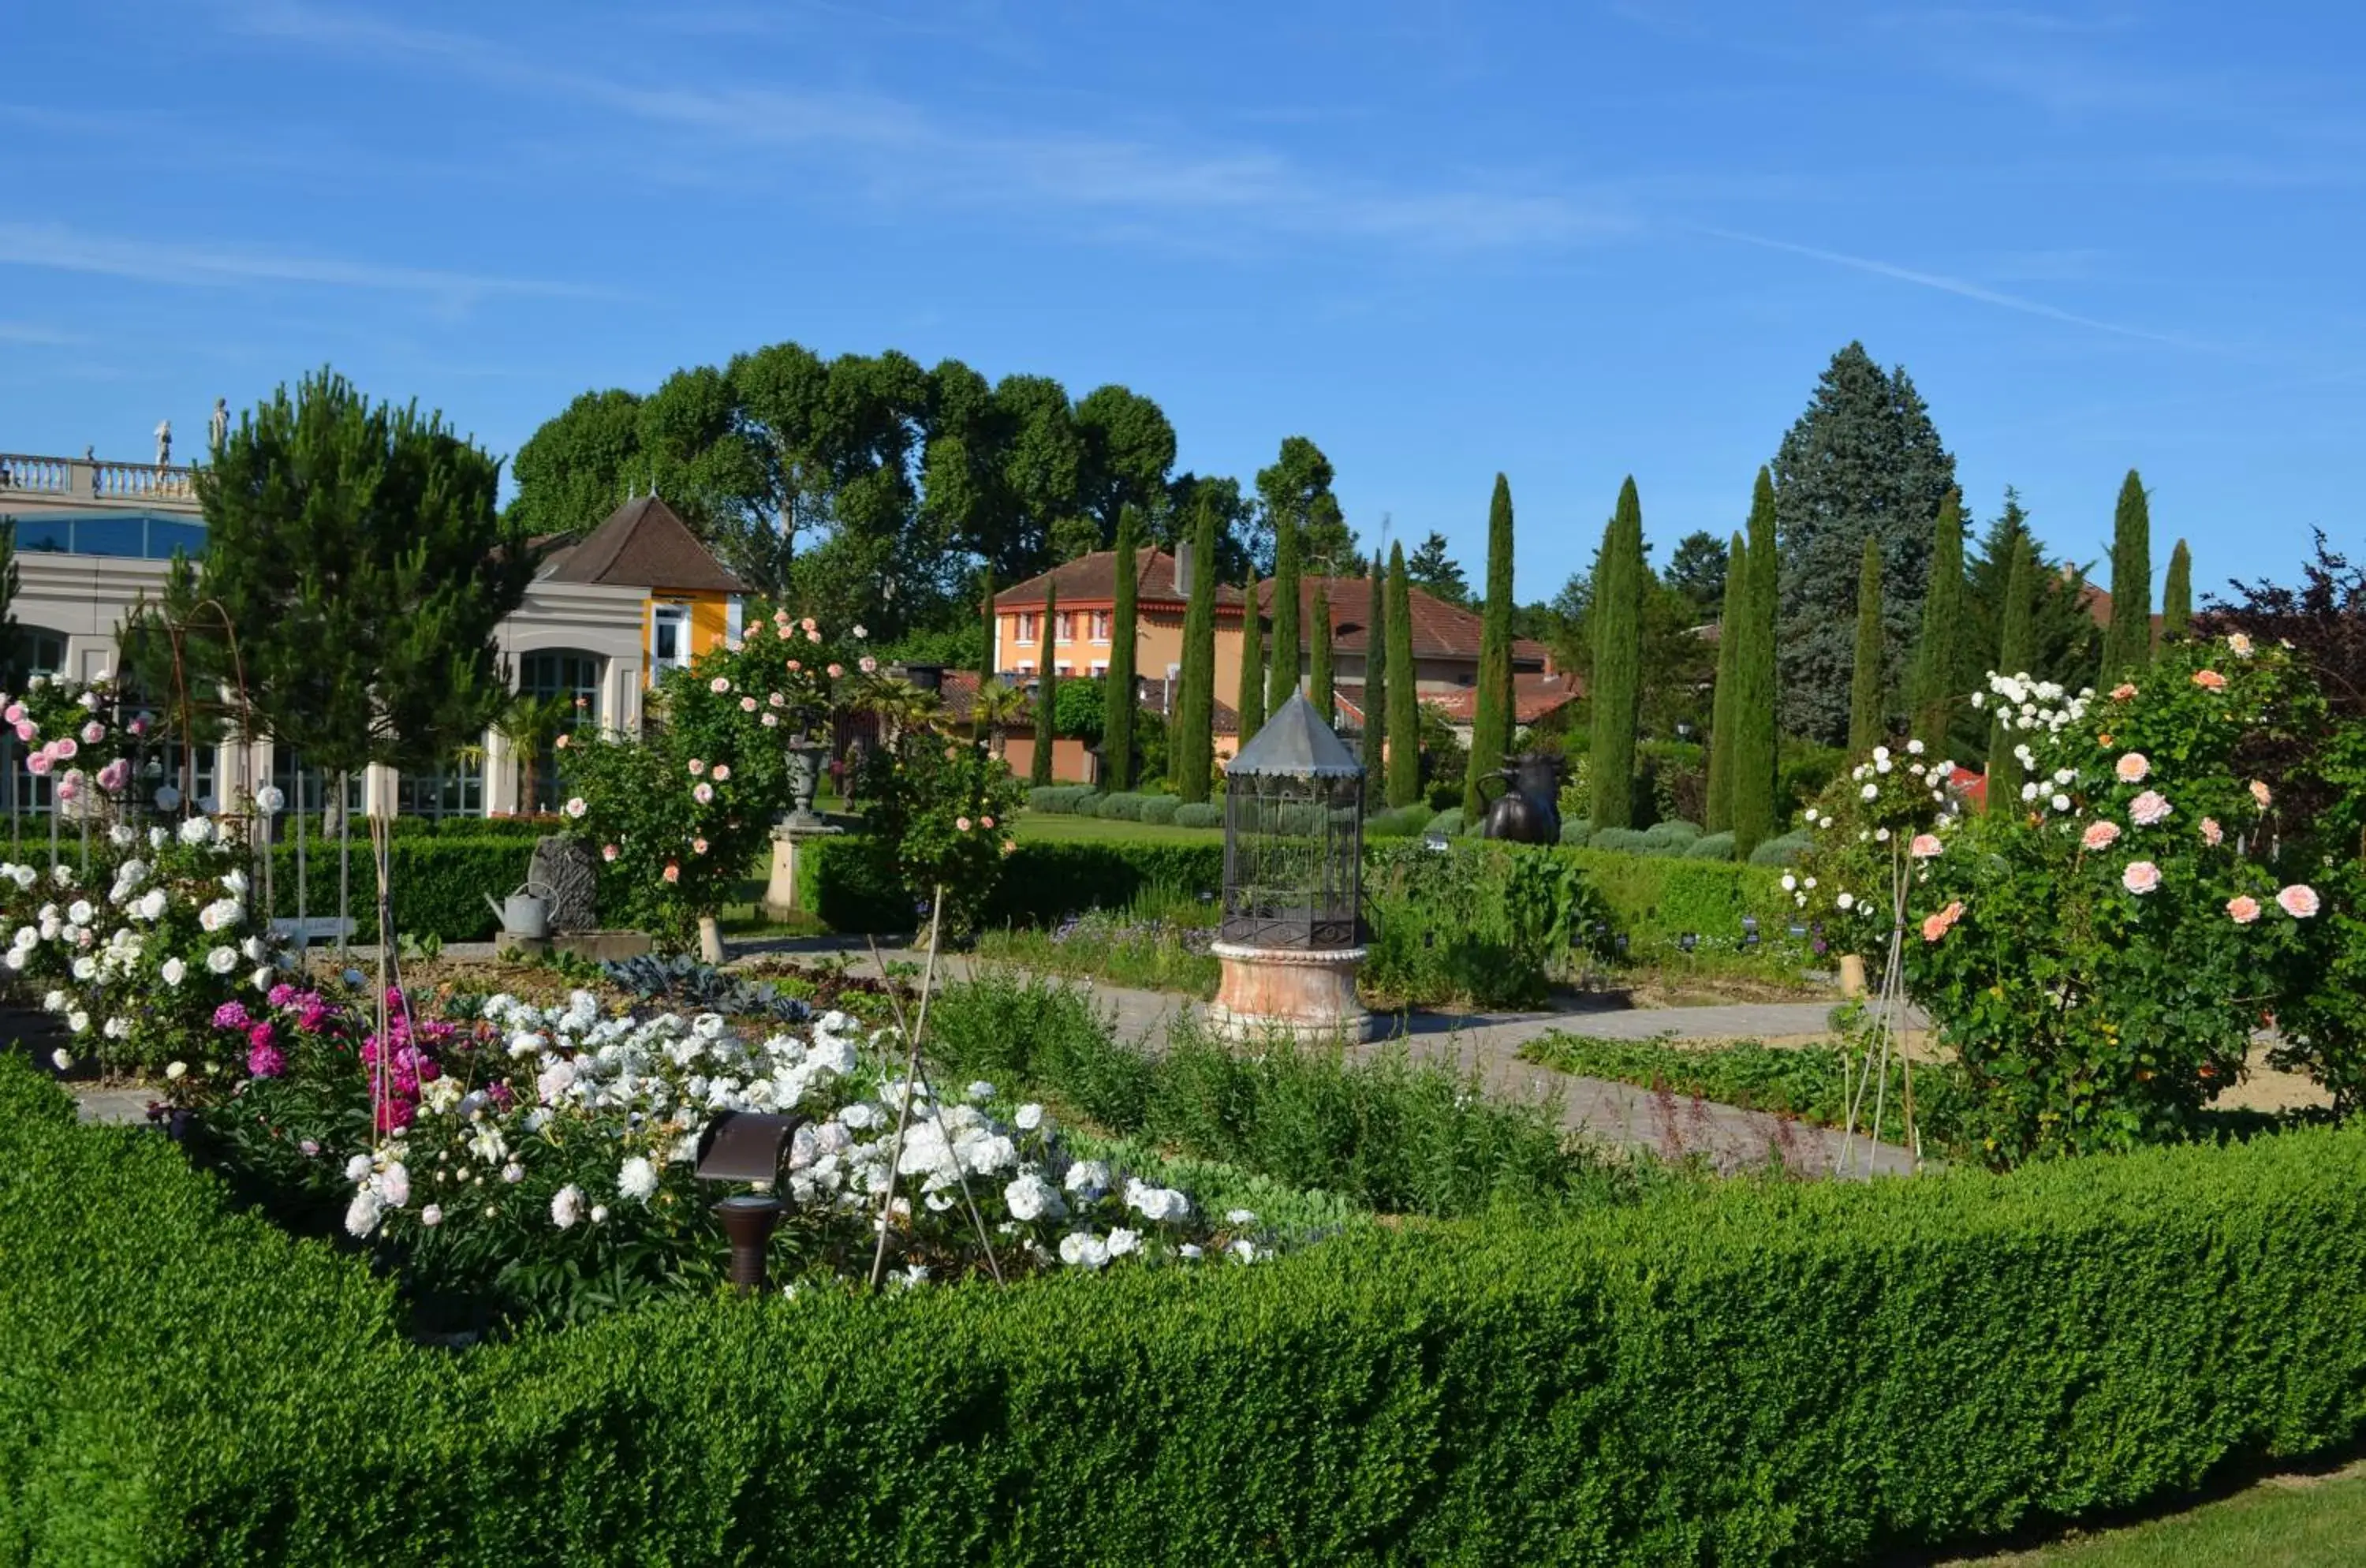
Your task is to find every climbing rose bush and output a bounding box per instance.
[1801,640,2338,1163]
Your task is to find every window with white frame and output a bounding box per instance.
[1014,612,1038,645]
[1089,610,1112,644]
[1055,610,1076,643]
[651,603,692,673]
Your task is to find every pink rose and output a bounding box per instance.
[769,692,786,707]
[1,704,21,724]
[688,758,705,775]
[741,696,758,711]
[761,713,779,727]
[554,734,570,749]
[711,676,732,693]
[2191,669,2226,691]
[96,758,130,793]
[806,629,821,644]
[10,721,29,743]
[2114,752,2149,783]
[859,656,878,674]
[980,816,995,829]
[2277,884,2321,919]
[662,861,681,883]
[786,661,801,674]
[693,782,715,804]
[955,816,972,832]
[711,764,731,782]
[2110,683,2138,701]
[2226,895,2261,924]
[2200,817,2223,847]
[744,621,764,639]
[2250,780,2272,809]
[827,663,845,679]
[2129,790,2172,827]
[1909,834,1942,860]
[602,844,620,862]
[2226,633,2253,656]
[2080,820,2121,852]
[54,737,77,761]
[2122,861,2161,895]
[24,752,50,777]
[800,618,816,633]
[80,721,104,744]
[692,837,708,855]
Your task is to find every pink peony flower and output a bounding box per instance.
[710,676,732,693]
[2250,780,2272,809]
[248,1042,285,1078]
[2277,884,2321,919]
[693,782,715,804]
[2122,861,2162,895]
[2226,895,2262,924]
[711,764,730,782]
[2081,819,2122,851]
[2191,669,2226,691]
[2200,817,2223,846]
[1920,901,1965,943]
[662,861,681,883]
[602,843,619,862]
[2114,752,2149,783]
[2109,683,2138,700]
[2129,790,2172,827]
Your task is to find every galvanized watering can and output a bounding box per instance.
[485,881,554,939]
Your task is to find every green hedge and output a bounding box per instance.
[8,1050,2366,1562]
[804,837,1227,933]
[1560,846,1791,949]
[260,837,536,943]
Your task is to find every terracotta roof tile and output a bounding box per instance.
[1263,576,1553,670]
[540,495,748,595]
[998,548,1245,611]
[1405,671,1584,725]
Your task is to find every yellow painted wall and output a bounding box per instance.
[644,593,741,685]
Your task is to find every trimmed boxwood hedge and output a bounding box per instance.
[1562,846,1791,949]
[261,837,536,943]
[6,1051,2366,1563]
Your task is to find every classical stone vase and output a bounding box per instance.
[783,739,830,829]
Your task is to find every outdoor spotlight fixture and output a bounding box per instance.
[1424,830,1450,853]
[696,1110,807,1294]
[1678,931,1699,954]
[1788,921,1809,939]
[1741,916,1761,948]
[1615,933,1629,956]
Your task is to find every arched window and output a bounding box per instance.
[517,649,605,811]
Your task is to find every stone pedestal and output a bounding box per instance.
[759,822,841,923]
[1207,941,1371,1044]
[1838,954,1868,998]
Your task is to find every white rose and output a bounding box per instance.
[161,957,186,986]
[165,1061,188,1081]
[1058,1232,1110,1270]
[205,946,238,974]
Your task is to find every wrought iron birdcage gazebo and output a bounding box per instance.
[1208,692,1371,1042]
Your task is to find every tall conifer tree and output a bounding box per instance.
[1910,491,1967,751]
[1704,530,1747,833]
[2101,469,2154,678]
[1987,531,2036,811]
[1362,553,1387,810]
[1588,479,1644,829]
[1237,575,1265,741]
[1385,545,1419,808]
[1267,511,1301,714]
[1730,469,1782,855]
[978,567,996,685]
[1309,583,1334,722]
[1173,499,1218,803]
[1030,578,1058,788]
[1849,536,1886,753]
[2160,538,2192,644]
[1465,473,1517,816]
[1104,510,1139,790]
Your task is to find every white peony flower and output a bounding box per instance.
[1106,1227,1143,1257]
[178,816,214,846]
[618,1155,659,1201]
[589,1204,609,1224]
[420,1204,443,1227]
[1860,784,1879,801]
[345,1153,375,1182]
[345,1189,385,1238]
[550,1184,585,1228]
[1015,1103,1046,1131]
[1058,1232,1110,1270]
[501,1161,525,1185]
[371,1162,411,1208]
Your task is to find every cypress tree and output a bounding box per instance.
[1267,512,1301,715]
[1030,578,1058,788]
[1237,575,1266,741]
[977,567,996,685]
[1309,582,1335,723]
[1588,479,1644,830]
[1173,499,1218,803]
[0,519,19,681]
[1465,473,1517,816]
[2160,537,2192,644]
[1362,553,1387,811]
[1703,529,1747,834]
[2100,469,2153,678]
[1987,531,2036,811]
[1730,469,1782,856]
[1849,535,1886,754]
[1909,491,1967,752]
[1104,510,1138,790]
[1385,544,1420,808]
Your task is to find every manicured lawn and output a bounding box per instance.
[1013,810,1221,845]
[1952,1463,2366,1566]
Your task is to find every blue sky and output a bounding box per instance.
[5,2,2361,602]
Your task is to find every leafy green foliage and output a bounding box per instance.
[1031,577,1058,787]
[1308,582,1335,723]
[1774,342,1960,745]
[1363,842,1603,1008]
[1465,473,1517,818]
[1850,534,1888,753]
[1963,488,2101,754]
[1987,529,2039,808]
[1405,528,1468,604]
[1254,435,1355,578]
[1588,479,1644,829]
[1361,554,1387,812]
[851,730,1026,937]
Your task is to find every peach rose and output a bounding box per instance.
[2226,895,2261,924]
[2110,683,2137,700]
[1909,833,1943,860]
[1920,900,1965,943]
[2200,817,2223,846]
[2277,884,2321,919]
[2081,819,2122,851]
[2129,790,2172,827]
[2226,632,2253,656]
[2190,669,2226,691]
[2114,752,2150,783]
[2122,861,2161,895]
[2250,780,2272,809]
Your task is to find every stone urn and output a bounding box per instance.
[783,738,830,830]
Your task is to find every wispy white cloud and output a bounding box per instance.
[1697,226,2207,349]
[226,0,1633,256]
[0,222,606,304]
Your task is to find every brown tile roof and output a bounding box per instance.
[1263,577,1553,670]
[937,669,1243,736]
[2076,580,2163,636]
[1405,671,1584,726]
[539,495,749,595]
[998,548,1245,612]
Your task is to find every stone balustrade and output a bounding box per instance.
[0,452,200,513]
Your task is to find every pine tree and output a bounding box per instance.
[1987,531,2036,811]
[1103,510,1138,790]
[1267,508,1301,715]
[977,567,996,685]
[1588,479,1644,829]
[1362,553,1387,811]
[1704,530,1747,833]
[1849,535,1886,754]
[1961,487,2099,751]
[1773,343,1960,744]
[1910,491,1967,752]
[2160,537,2192,644]
[1237,575,1266,741]
[1385,545,1420,808]
[1173,499,1218,803]
[1465,473,1517,817]
[2101,469,2154,678]
[1730,469,1782,856]
[1309,582,1334,723]
[1030,578,1058,788]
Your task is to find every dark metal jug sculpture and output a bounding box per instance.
[1479,752,1562,844]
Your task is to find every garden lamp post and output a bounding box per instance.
[1207,691,1371,1043]
[696,1110,806,1294]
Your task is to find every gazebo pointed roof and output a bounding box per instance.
[1227,690,1362,779]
